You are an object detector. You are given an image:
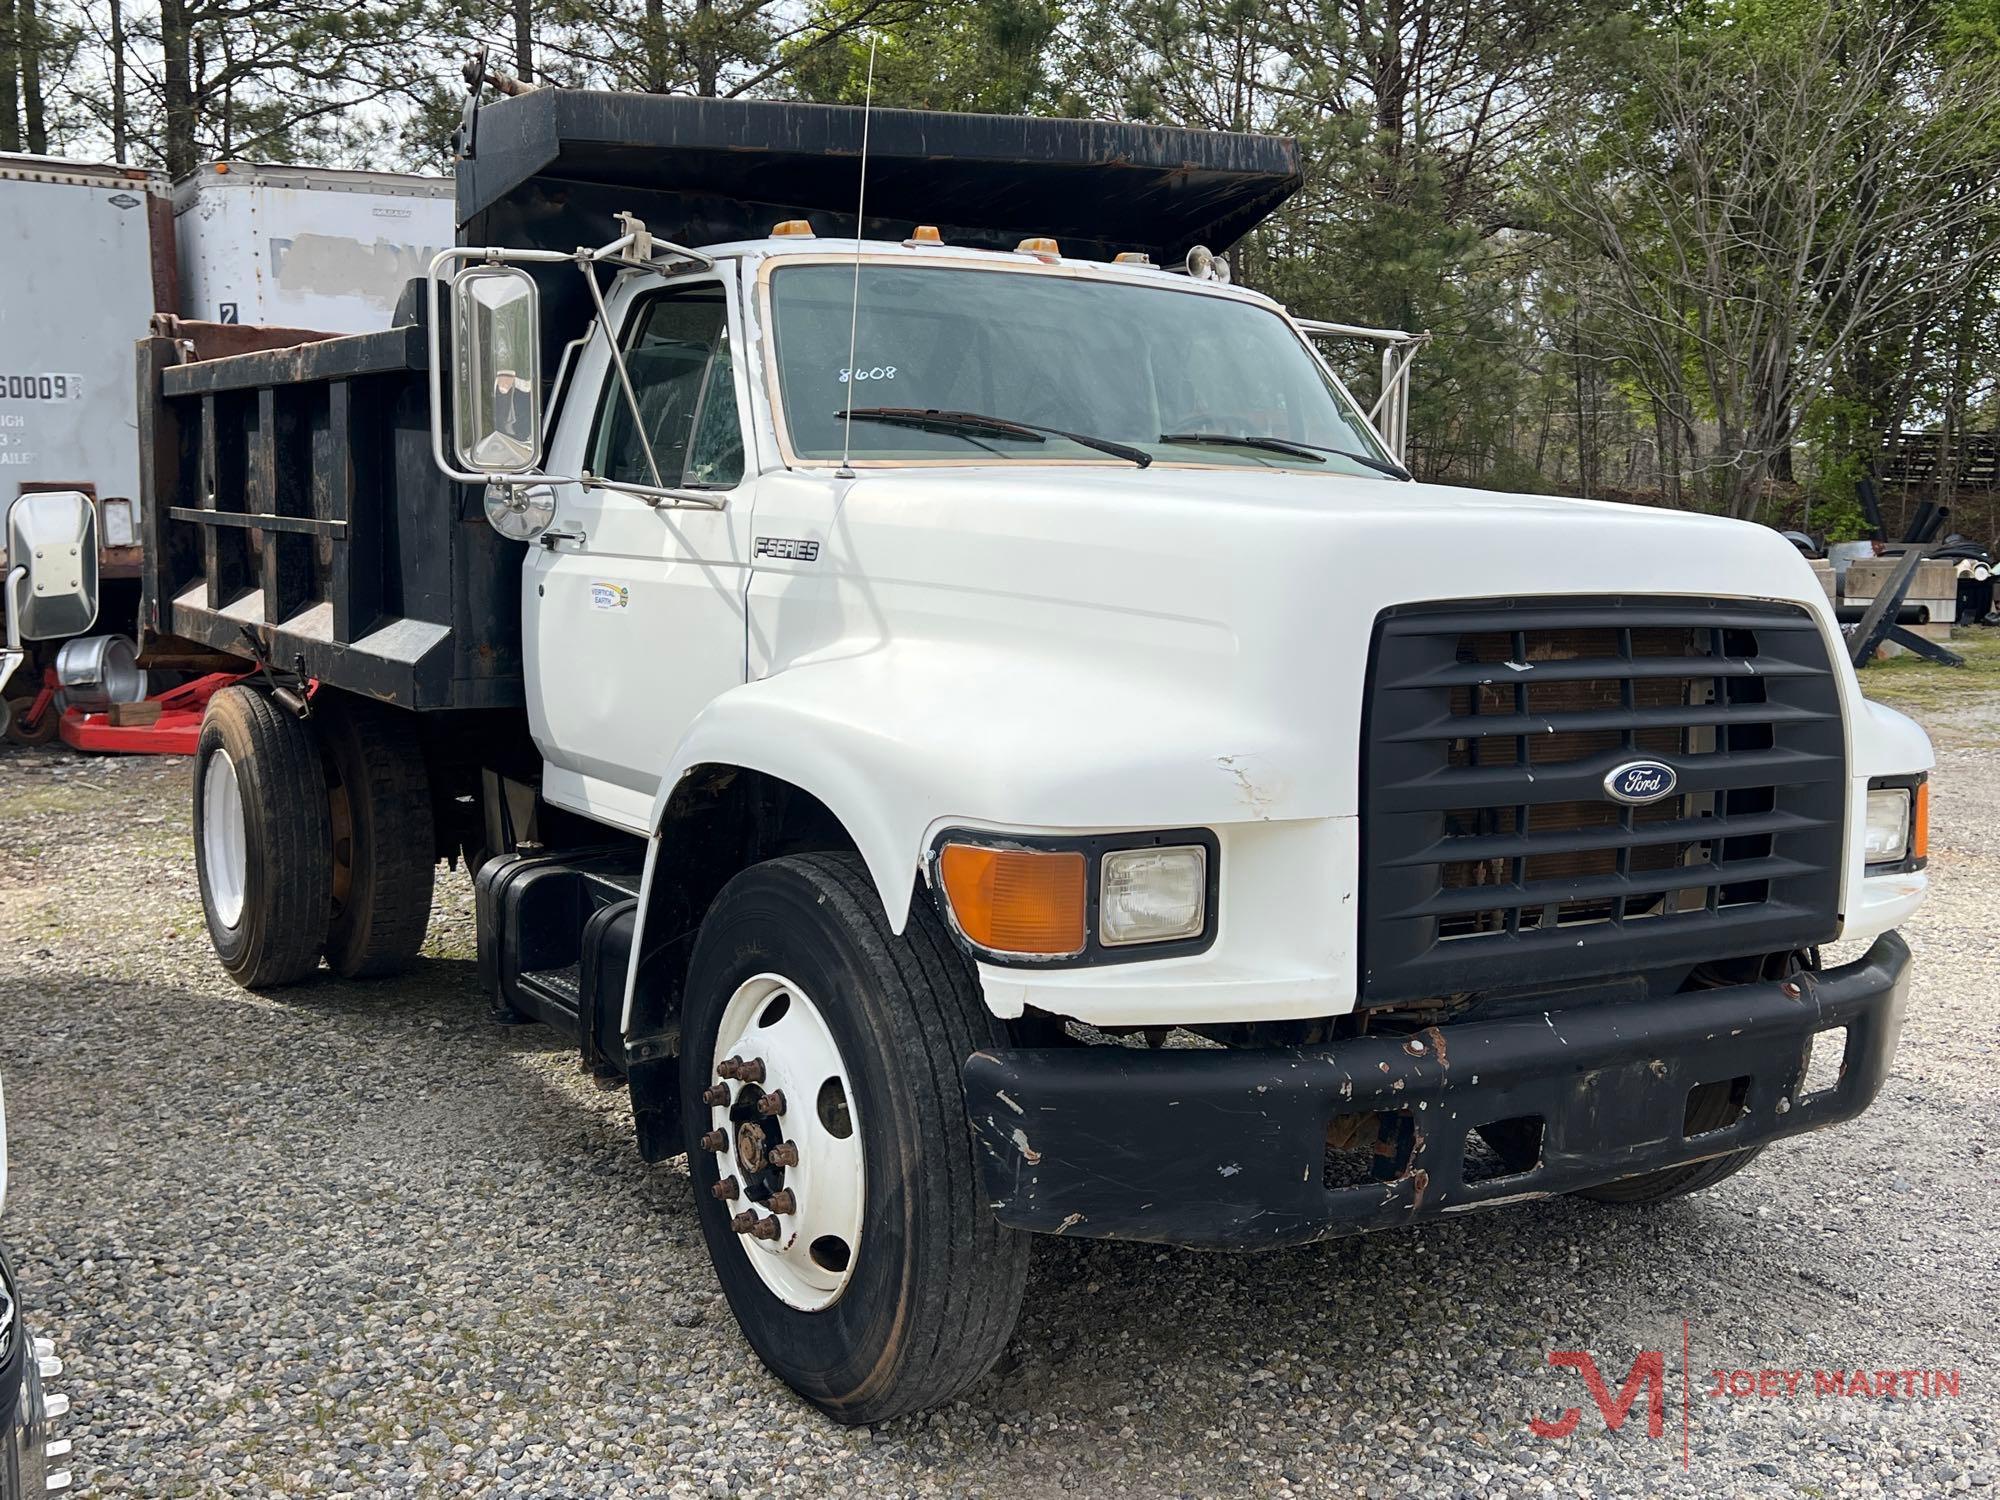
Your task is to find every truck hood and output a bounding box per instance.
[744,461,1854,829]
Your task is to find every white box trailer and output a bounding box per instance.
[173,163,454,333]
[0,153,174,577]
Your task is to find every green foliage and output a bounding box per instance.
[24,0,1999,540]
[786,0,1060,112]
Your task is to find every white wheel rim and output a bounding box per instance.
[706,973,865,1311]
[202,749,249,929]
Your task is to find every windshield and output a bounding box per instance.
[766,261,1394,476]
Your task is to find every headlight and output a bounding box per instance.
[1863,789,1909,863]
[933,831,1217,964]
[1099,845,1207,946]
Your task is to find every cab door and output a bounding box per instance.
[526,277,753,829]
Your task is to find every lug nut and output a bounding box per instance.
[718,1055,767,1083]
[717,1057,742,1079]
[768,1188,797,1215]
[731,1210,760,1234]
[711,1175,740,1201]
[699,1128,728,1152]
[701,1083,730,1106]
[756,1089,787,1117]
[750,1215,782,1241]
[768,1141,800,1168]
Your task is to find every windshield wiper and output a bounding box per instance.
[1160,431,1411,480]
[840,407,1152,468]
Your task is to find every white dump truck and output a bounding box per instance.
[22,82,1931,1422]
[0,154,449,741]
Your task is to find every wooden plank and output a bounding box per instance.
[168,508,349,538]
[314,379,374,644]
[202,392,253,612]
[255,387,315,625]
[161,324,425,397]
[108,700,164,727]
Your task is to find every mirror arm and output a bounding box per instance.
[0,565,24,696]
[582,257,668,489]
[580,473,726,511]
[2,566,21,652]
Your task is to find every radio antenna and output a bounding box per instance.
[835,35,879,480]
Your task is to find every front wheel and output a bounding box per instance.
[679,852,1030,1425]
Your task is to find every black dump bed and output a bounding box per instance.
[140,92,1300,712]
[460,89,1301,258]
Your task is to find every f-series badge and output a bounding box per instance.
[755,536,820,562]
[1603,759,1678,805]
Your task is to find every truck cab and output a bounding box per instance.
[86,84,1932,1425]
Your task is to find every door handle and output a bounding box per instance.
[539,526,588,550]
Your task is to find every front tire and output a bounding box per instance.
[679,852,1030,1425]
[194,686,332,988]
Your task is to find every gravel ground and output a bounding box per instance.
[1,672,1995,1499]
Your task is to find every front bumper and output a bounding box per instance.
[965,933,1911,1249]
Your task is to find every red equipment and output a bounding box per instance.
[57,672,248,755]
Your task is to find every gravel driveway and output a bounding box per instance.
[2,668,1995,1498]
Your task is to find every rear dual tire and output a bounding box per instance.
[193,686,433,989]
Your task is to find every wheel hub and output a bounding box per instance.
[735,1118,769,1173]
[704,973,865,1311]
[201,748,249,929]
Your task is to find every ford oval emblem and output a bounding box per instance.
[1604,760,1679,805]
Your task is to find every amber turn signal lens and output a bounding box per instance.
[1912,780,1929,861]
[938,844,1087,956]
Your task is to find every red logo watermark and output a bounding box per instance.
[1529,1322,1963,1469]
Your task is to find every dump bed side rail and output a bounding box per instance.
[137,310,525,711]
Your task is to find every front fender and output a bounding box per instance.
[645,640,1343,932]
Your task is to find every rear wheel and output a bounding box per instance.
[194,686,332,988]
[318,694,435,978]
[679,852,1030,1425]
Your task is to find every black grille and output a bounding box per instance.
[1360,597,1846,1003]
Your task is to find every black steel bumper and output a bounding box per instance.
[965,933,1912,1249]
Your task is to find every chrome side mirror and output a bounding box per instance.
[450,264,543,473]
[6,490,99,642]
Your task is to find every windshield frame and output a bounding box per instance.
[752,250,1396,474]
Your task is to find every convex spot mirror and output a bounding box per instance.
[6,490,99,641]
[451,264,543,474]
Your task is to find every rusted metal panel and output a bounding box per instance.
[161,324,426,398]
[150,314,342,364]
